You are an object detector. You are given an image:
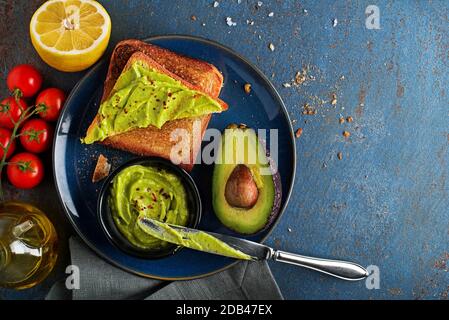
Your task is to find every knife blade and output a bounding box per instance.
[137,217,368,281]
[137,217,265,260]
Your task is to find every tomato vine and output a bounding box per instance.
[0,96,44,200]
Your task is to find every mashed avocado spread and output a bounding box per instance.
[83,61,223,144]
[110,164,190,250]
[137,217,253,260]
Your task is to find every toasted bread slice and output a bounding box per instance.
[85,51,227,140]
[86,40,226,171]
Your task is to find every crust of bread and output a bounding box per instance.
[86,40,226,171]
[104,39,224,100]
[92,154,111,183]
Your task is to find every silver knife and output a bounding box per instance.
[138,217,368,281]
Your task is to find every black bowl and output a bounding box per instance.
[97,157,202,259]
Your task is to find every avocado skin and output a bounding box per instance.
[263,157,282,233]
[212,125,282,235]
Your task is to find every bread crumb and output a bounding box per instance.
[330,93,337,105]
[92,154,111,183]
[191,15,197,21]
[343,131,350,138]
[302,103,317,115]
[339,117,345,124]
[295,128,303,138]
[244,83,252,94]
[346,116,353,123]
[269,43,275,51]
[295,70,307,86]
[337,152,343,160]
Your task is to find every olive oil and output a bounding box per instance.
[0,202,58,290]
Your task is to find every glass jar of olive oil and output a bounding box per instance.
[0,201,58,290]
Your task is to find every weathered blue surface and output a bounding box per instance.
[0,0,448,299]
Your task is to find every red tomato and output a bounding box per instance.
[7,64,43,98]
[0,97,28,129]
[7,152,44,189]
[36,88,66,122]
[19,119,53,154]
[0,127,15,159]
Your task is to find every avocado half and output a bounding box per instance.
[212,124,282,234]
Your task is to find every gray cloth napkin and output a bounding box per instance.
[46,237,283,300]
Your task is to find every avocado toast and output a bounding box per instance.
[83,39,228,171]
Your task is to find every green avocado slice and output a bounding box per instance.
[212,125,279,234]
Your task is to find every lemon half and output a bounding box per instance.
[30,0,111,72]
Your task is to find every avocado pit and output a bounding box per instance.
[225,164,259,209]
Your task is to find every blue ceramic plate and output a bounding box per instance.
[53,35,296,279]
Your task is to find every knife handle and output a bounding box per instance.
[272,250,368,281]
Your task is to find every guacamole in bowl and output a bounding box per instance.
[97,157,201,259]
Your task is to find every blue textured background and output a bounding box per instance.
[0,0,448,299]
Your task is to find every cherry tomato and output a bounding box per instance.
[0,127,15,159]
[7,152,44,189]
[36,88,66,122]
[19,119,53,154]
[0,97,28,129]
[7,64,43,98]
